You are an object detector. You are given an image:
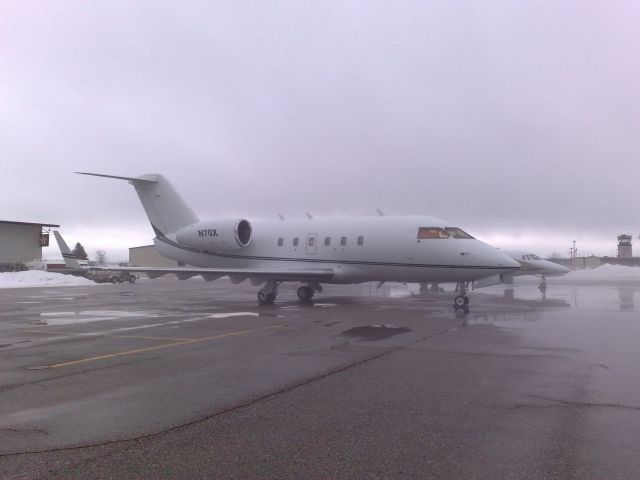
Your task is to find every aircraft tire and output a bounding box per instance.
[297,286,313,301]
[454,295,466,307]
[258,291,275,304]
[110,276,118,284]
[129,275,136,283]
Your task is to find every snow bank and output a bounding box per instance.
[563,264,640,282]
[0,270,97,289]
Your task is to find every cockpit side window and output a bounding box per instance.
[417,227,450,239]
[444,227,474,239]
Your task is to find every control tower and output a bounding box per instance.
[617,234,632,258]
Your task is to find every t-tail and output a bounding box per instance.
[53,231,84,269]
[75,173,199,237]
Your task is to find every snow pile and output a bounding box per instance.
[0,270,97,289]
[563,264,640,282]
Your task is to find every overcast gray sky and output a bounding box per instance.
[1,1,639,261]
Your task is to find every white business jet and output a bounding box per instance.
[77,173,520,309]
[502,251,570,290]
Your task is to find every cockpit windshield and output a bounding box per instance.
[417,227,450,239]
[417,227,474,239]
[522,254,542,261]
[444,227,474,239]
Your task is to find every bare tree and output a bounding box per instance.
[95,249,107,265]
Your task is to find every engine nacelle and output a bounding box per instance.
[176,218,252,251]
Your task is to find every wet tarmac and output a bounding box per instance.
[1,277,640,479]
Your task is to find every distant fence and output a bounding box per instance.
[546,257,640,269]
[601,257,640,267]
[0,263,28,272]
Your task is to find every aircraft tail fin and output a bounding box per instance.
[76,172,199,236]
[53,231,83,269]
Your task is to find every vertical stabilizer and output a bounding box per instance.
[131,174,199,236]
[53,231,82,269]
[76,173,199,236]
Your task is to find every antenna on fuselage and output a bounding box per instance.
[376,209,385,217]
[278,213,285,221]
[305,212,314,220]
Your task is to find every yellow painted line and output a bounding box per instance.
[16,330,188,342]
[38,324,286,369]
[16,329,75,336]
[107,335,192,341]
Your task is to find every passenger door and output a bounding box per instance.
[306,233,318,255]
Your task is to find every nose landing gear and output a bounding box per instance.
[538,276,547,293]
[453,281,470,315]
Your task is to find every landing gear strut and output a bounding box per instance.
[453,281,470,315]
[538,276,547,299]
[257,280,279,304]
[538,276,547,293]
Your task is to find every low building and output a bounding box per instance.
[0,220,60,270]
[129,245,183,268]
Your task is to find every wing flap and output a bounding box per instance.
[88,266,335,282]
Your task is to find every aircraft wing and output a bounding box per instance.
[88,265,335,283]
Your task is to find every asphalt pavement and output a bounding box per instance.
[1,278,639,479]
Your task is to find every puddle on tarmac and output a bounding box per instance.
[208,312,260,319]
[339,324,411,341]
[34,310,155,326]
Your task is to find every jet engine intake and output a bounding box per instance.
[176,218,252,251]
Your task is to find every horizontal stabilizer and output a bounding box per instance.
[78,171,198,235]
[75,172,157,184]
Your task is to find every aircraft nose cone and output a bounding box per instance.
[483,247,520,269]
[500,253,521,269]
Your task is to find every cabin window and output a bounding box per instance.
[417,227,449,239]
[324,237,331,246]
[308,237,315,247]
[293,237,299,247]
[357,236,364,246]
[277,237,284,247]
[340,236,347,246]
[444,227,474,239]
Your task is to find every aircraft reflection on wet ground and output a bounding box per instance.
[395,279,639,321]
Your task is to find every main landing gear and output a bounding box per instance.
[257,281,323,304]
[257,280,278,304]
[297,282,322,302]
[453,281,470,316]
